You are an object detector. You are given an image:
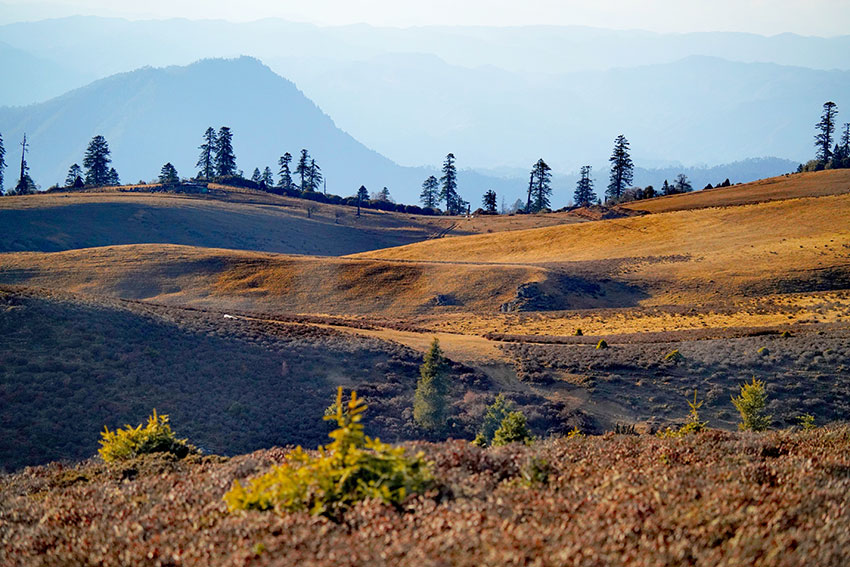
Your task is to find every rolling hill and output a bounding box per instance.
[0,185,589,254]
[2,171,848,320]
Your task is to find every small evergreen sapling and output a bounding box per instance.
[492,411,533,446]
[225,388,432,519]
[413,338,450,431]
[472,393,512,447]
[732,377,771,431]
[98,409,196,462]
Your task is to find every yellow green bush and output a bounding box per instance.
[732,377,771,432]
[492,411,533,446]
[224,388,433,519]
[98,409,197,462]
[657,390,708,438]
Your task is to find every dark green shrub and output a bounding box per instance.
[413,339,450,431]
[472,394,512,447]
[595,339,608,350]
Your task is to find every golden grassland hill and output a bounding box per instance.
[352,191,850,306]
[619,168,850,214]
[3,189,847,318]
[0,185,587,255]
[2,429,850,566]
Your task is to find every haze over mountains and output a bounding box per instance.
[0,16,847,203]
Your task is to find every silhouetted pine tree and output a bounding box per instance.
[356,185,369,201]
[83,135,112,186]
[159,163,179,185]
[574,165,595,207]
[196,127,217,179]
[482,189,497,213]
[673,173,693,194]
[14,135,35,195]
[439,153,460,214]
[107,168,120,186]
[420,175,439,208]
[307,159,322,192]
[375,187,391,201]
[277,152,293,191]
[815,101,838,164]
[261,166,274,187]
[607,134,634,203]
[294,149,311,191]
[215,127,237,177]
[65,164,83,187]
[251,168,262,183]
[0,132,5,194]
[529,159,552,212]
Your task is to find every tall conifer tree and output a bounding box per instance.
[439,153,459,214]
[83,135,112,186]
[278,152,293,191]
[573,165,595,207]
[196,127,217,179]
[814,101,838,164]
[607,134,634,203]
[215,126,236,177]
[420,175,439,208]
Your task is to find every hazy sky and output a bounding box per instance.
[2,0,849,36]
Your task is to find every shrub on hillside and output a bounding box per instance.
[658,390,708,437]
[98,410,197,462]
[224,388,433,519]
[413,339,450,431]
[732,377,771,432]
[595,339,608,350]
[472,394,512,447]
[492,411,533,446]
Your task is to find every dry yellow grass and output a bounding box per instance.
[352,193,850,305]
[0,245,545,316]
[619,168,850,214]
[418,290,850,337]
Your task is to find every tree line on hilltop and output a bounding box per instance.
[1,101,847,215]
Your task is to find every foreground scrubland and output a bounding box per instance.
[2,428,849,566]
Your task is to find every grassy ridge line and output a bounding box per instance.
[620,168,850,214]
[351,192,850,265]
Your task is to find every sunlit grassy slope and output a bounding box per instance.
[619,168,850,213]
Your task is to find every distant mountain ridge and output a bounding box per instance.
[0,57,433,198]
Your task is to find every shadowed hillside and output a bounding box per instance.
[0,187,588,254]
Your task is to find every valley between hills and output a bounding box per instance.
[1,169,849,471]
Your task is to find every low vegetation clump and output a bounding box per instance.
[595,339,608,350]
[224,388,433,519]
[657,391,708,438]
[732,377,772,431]
[663,349,684,363]
[492,411,533,446]
[799,413,816,430]
[98,410,197,462]
[472,393,512,447]
[6,428,850,566]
